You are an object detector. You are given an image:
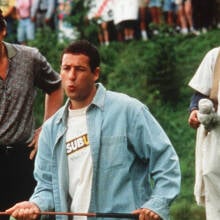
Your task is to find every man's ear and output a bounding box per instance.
[94,67,100,81]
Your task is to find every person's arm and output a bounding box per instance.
[188,92,208,129]
[44,87,64,121]
[189,92,208,112]
[3,5,15,17]
[129,103,181,220]
[45,0,55,20]
[28,47,64,159]
[28,87,64,160]
[30,0,40,21]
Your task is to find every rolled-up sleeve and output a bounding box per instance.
[32,48,61,94]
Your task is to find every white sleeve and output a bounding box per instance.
[188,47,220,95]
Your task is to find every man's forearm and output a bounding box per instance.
[44,87,64,121]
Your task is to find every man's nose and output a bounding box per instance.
[68,68,76,79]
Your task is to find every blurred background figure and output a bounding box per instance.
[162,0,177,27]
[112,0,139,42]
[138,0,149,41]
[191,0,215,34]
[15,0,35,44]
[57,0,78,43]
[0,0,17,42]
[31,0,56,30]
[213,0,220,28]
[175,0,198,35]
[148,0,161,34]
[94,0,114,46]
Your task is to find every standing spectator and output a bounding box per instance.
[0,0,17,42]
[175,0,197,35]
[213,0,220,28]
[15,0,35,44]
[191,0,215,34]
[162,0,177,27]
[148,0,161,34]
[112,0,139,42]
[85,0,115,45]
[138,0,149,41]
[57,0,78,43]
[31,0,56,30]
[84,0,100,43]
[6,39,181,220]
[94,0,114,46]
[0,9,63,220]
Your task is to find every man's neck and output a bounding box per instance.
[69,86,97,110]
[0,42,6,60]
[0,42,8,80]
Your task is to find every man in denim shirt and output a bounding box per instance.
[7,40,181,220]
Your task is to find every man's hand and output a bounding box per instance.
[28,127,42,160]
[188,109,200,129]
[5,201,40,220]
[133,208,161,220]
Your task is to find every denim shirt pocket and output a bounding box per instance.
[99,135,127,170]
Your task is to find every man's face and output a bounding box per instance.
[60,53,99,109]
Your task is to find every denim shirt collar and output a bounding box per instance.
[92,82,106,111]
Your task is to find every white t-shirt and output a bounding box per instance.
[66,106,93,220]
[96,0,113,22]
[188,47,220,96]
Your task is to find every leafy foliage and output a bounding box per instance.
[70,0,100,45]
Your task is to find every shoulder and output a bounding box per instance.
[105,90,149,113]
[198,47,220,71]
[106,90,140,103]
[95,83,150,117]
[188,47,220,94]
[6,43,40,58]
[203,47,220,61]
[207,47,220,54]
[10,43,38,52]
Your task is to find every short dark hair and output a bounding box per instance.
[61,40,100,72]
[0,9,7,31]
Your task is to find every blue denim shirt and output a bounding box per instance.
[30,83,181,220]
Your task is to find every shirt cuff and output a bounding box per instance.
[141,197,170,220]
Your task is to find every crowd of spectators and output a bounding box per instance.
[1,0,220,45]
